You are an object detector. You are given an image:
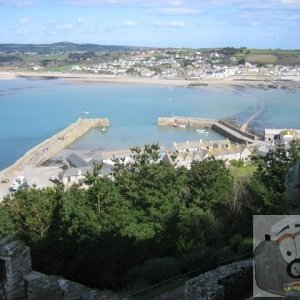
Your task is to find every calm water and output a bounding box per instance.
[0,78,299,170]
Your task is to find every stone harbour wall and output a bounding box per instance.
[184,259,253,300]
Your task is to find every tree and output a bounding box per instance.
[249,143,299,214]
[188,158,233,214]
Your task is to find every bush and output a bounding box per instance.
[229,234,243,253]
[126,257,182,291]
[231,159,244,168]
[180,249,215,273]
[238,238,253,255]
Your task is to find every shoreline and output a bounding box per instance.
[1,71,300,89]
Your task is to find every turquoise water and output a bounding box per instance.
[0,78,299,170]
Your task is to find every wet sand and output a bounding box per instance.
[1,71,300,89]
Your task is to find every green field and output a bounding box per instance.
[246,53,277,64]
[244,49,300,65]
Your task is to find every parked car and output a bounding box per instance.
[9,176,28,192]
[49,175,59,182]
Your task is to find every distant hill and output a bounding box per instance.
[0,42,144,54]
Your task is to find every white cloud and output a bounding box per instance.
[281,0,300,4]
[62,23,75,30]
[16,29,24,35]
[43,20,58,25]
[121,20,139,27]
[77,17,84,24]
[83,28,98,33]
[157,7,201,15]
[167,0,184,6]
[154,21,185,27]
[19,17,32,25]
[0,0,36,7]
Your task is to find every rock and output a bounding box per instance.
[184,259,253,300]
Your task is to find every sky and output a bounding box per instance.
[0,0,300,49]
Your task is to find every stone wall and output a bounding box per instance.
[0,236,123,300]
[0,118,109,179]
[0,235,31,300]
[157,117,216,128]
[184,259,253,300]
[219,121,257,140]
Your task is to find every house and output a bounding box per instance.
[171,139,252,166]
[66,153,90,168]
[208,143,251,163]
[163,149,210,169]
[265,128,300,145]
[174,139,230,152]
[59,153,114,186]
[59,166,91,186]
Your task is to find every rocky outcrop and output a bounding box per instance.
[0,236,122,300]
[0,235,31,300]
[184,259,253,300]
[24,271,121,300]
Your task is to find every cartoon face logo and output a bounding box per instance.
[254,216,300,296]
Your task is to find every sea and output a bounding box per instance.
[0,78,300,170]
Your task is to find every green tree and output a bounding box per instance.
[188,158,233,214]
[249,143,299,214]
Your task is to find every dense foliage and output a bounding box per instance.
[0,142,299,292]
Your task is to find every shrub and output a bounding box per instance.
[231,159,244,168]
[126,257,182,291]
[180,249,215,273]
[238,238,253,255]
[229,234,243,253]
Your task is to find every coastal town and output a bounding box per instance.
[1,44,300,82]
[2,0,300,296]
[1,45,300,199]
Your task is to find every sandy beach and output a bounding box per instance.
[1,70,300,89]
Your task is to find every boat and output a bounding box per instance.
[178,124,186,128]
[197,129,205,133]
[101,127,107,133]
[81,111,90,115]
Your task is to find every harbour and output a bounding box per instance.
[0,78,300,176]
[0,118,108,198]
[158,116,257,143]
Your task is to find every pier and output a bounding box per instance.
[157,116,257,144]
[240,101,265,132]
[0,118,109,179]
[158,116,217,128]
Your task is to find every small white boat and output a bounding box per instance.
[101,127,107,133]
[197,129,205,133]
[81,111,90,115]
[178,124,186,128]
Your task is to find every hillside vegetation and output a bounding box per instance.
[0,143,299,294]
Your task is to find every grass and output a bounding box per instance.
[246,53,277,64]
[20,54,68,63]
[230,164,257,178]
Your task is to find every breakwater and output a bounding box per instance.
[0,118,109,179]
[158,116,257,144]
[158,116,217,128]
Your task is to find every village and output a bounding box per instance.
[68,50,300,80]
[17,47,300,81]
